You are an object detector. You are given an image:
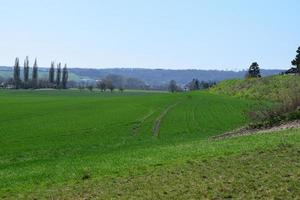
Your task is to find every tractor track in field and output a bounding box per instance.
[153,101,182,136]
[132,110,156,135]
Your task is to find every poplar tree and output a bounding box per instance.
[56,63,62,88]
[62,64,68,89]
[23,56,30,87]
[49,61,55,84]
[32,58,38,88]
[13,57,21,89]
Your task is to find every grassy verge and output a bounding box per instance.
[4,128,300,199]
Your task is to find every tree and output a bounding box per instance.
[168,80,178,93]
[104,78,114,92]
[62,64,68,89]
[105,74,125,89]
[199,80,216,89]
[56,63,62,88]
[187,78,200,90]
[125,77,147,89]
[194,79,200,90]
[23,56,30,86]
[49,62,55,85]
[32,58,38,88]
[246,62,261,78]
[96,80,106,91]
[291,46,300,74]
[78,82,85,91]
[13,57,21,89]
[87,84,94,92]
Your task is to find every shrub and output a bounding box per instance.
[248,93,300,128]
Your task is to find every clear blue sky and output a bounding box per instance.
[0,0,299,70]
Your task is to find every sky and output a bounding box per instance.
[0,0,299,70]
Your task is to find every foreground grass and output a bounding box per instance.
[0,90,253,197]
[1,89,299,199]
[11,129,300,199]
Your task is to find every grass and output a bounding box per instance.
[210,75,300,102]
[86,131,300,200]
[0,89,254,197]
[8,129,300,199]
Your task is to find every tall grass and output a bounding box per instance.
[210,75,300,102]
[211,75,300,127]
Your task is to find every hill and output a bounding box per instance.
[69,68,284,86]
[210,75,300,102]
[0,66,284,86]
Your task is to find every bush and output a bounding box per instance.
[248,94,300,128]
[210,75,300,128]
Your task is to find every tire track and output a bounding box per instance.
[132,110,155,135]
[152,101,181,136]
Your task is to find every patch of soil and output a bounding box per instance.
[212,120,300,140]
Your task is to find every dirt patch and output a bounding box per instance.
[212,120,300,140]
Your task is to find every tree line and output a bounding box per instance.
[2,46,299,91]
[168,79,216,93]
[8,57,69,89]
[78,74,149,92]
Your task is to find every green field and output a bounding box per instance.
[0,89,299,199]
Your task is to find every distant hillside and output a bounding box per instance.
[0,66,284,86]
[69,68,284,86]
[210,75,300,102]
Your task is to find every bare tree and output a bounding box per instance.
[96,80,106,91]
[104,78,114,92]
[168,80,178,93]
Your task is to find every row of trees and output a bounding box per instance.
[12,57,68,89]
[13,57,38,89]
[48,62,69,89]
[77,74,149,92]
[168,79,216,93]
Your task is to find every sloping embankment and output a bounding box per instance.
[212,120,300,140]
